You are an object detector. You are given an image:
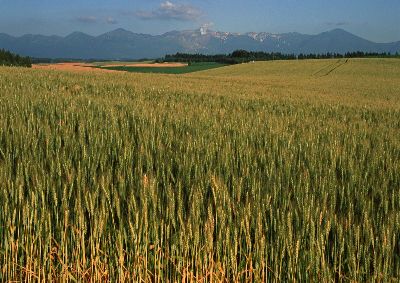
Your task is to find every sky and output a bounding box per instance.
[0,0,399,42]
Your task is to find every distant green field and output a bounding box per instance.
[100,62,227,74]
[92,60,154,66]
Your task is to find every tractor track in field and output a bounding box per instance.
[312,58,349,77]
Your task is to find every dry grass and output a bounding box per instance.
[0,58,399,281]
[32,62,121,73]
[32,62,188,73]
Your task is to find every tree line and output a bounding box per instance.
[297,51,399,59]
[0,49,32,67]
[163,51,296,64]
[163,50,400,65]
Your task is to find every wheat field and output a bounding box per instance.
[0,58,399,281]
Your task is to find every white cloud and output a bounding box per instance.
[200,22,214,35]
[106,17,118,25]
[76,16,97,24]
[75,16,118,25]
[136,1,203,22]
[325,21,350,27]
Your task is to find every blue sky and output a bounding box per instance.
[0,0,399,42]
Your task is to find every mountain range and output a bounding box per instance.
[0,28,399,60]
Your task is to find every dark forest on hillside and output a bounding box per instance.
[164,50,399,64]
[0,49,31,67]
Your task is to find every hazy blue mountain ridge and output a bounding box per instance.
[0,28,398,59]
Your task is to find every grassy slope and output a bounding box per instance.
[0,59,399,281]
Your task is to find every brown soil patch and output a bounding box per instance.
[105,62,188,68]
[32,63,121,73]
